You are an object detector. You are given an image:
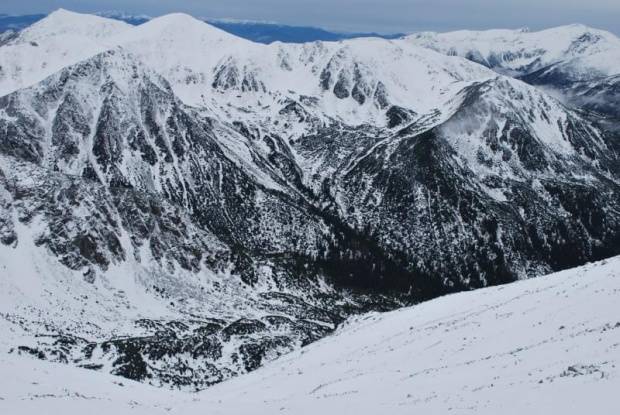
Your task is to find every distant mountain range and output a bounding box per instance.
[0,13,46,32]
[0,11,405,43]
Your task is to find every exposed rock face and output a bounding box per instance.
[1,150,396,388]
[2,12,620,390]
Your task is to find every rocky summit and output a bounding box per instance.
[1,9,620,389]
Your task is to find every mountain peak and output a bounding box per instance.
[47,8,79,18]
[0,9,132,97]
[43,8,122,26]
[565,23,590,31]
[534,23,620,41]
[151,12,204,25]
[147,13,237,35]
[125,11,249,45]
[21,8,131,42]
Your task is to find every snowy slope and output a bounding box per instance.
[202,256,620,414]
[1,256,619,414]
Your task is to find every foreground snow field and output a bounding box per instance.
[1,256,619,414]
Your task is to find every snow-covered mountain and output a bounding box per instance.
[0,10,132,96]
[407,25,620,76]
[406,25,620,116]
[1,256,619,414]
[1,9,620,389]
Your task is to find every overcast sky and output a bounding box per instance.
[3,0,620,35]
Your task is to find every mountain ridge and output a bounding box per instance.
[406,23,620,116]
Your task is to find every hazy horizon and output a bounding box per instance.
[2,0,619,36]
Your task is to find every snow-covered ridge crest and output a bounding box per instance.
[1,8,497,119]
[112,16,497,122]
[4,8,601,126]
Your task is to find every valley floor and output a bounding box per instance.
[1,256,619,414]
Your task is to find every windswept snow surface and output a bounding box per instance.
[1,256,619,414]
